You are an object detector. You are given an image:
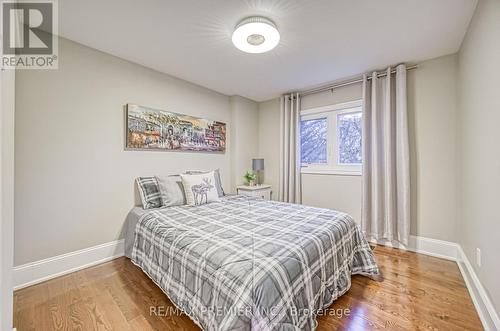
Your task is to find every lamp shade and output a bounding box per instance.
[252,158,264,171]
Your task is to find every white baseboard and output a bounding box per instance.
[406,235,459,260]
[13,239,124,290]
[457,246,500,331]
[369,235,459,261]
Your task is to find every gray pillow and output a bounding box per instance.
[156,175,186,207]
[185,169,224,197]
[136,177,162,209]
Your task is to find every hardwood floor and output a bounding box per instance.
[13,245,483,330]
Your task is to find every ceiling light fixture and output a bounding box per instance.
[232,16,280,54]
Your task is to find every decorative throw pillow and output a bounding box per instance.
[156,175,186,207]
[185,169,225,197]
[136,177,162,209]
[180,171,220,206]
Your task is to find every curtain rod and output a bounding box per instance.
[298,64,418,97]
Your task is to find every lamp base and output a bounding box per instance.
[255,170,263,185]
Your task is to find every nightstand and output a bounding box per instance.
[236,184,273,200]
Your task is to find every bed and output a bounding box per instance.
[125,195,379,331]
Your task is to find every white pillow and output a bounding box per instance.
[180,171,220,206]
[185,169,224,197]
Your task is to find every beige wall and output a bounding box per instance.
[407,54,459,242]
[301,83,362,110]
[258,98,280,199]
[302,175,362,222]
[1,59,15,331]
[457,0,500,314]
[258,54,460,240]
[15,38,234,265]
[229,96,259,190]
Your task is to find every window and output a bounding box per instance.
[300,100,362,175]
[300,118,327,164]
[337,112,362,164]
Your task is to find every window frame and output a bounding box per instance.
[300,100,363,176]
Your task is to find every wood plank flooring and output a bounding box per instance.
[13,245,483,330]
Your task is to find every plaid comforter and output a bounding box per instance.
[131,195,379,331]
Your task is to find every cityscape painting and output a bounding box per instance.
[126,104,226,152]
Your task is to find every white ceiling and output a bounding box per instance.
[59,0,477,102]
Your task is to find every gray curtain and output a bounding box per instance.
[361,64,410,245]
[279,93,301,203]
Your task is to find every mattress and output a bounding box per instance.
[127,195,379,330]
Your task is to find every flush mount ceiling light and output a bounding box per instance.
[232,16,280,54]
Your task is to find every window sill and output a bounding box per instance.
[301,168,362,176]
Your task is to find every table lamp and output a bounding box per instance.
[252,158,264,185]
